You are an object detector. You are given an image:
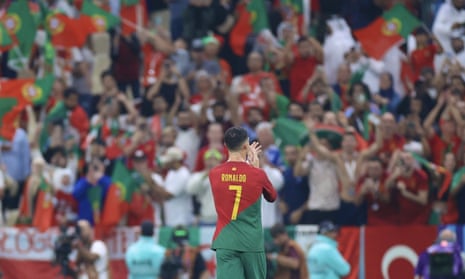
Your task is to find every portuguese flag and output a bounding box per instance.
[120,0,148,36]
[354,3,421,60]
[45,12,94,47]
[101,160,134,227]
[81,0,120,32]
[280,0,310,36]
[0,75,55,140]
[2,0,38,71]
[32,178,54,232]
[230,0,269,56]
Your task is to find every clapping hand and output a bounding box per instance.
[247,141,262,168]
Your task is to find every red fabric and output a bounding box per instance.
[194,145,228,172]
[394,169,430,225]
[338,227,360,279]
[229,2,253,56]
[46,14,93,47]
[364,226,437,279]
[410,44,437,79]
[32,190,54,233]
[101,184,126,227]
[356,175,398,226]
[209,161,277,241]
[53,190,78,226]
[429,133,461,165]
[120,1,148,36]
[127,191,154,226]
[353,17,403,60]
[289,50,319,101]
[126,140,157,170]
[113,35,141,82]
[219,59,232,84]
[69,106,90,146]
[142,43,165,87]
[377,135,406,164]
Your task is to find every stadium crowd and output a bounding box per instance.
[1,0,465,238]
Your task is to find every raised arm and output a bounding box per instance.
[423,94,446,138]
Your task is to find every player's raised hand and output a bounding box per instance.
[247,141,262,168]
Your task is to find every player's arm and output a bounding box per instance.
[262,170,277,202]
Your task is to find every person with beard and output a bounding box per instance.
[75,219,109,279]
[241,107,264,142]
[199,101,237,143]
[63,88,90,147]
[287,102,305,121]
[174,109,201,171]
[268,224,308,279]
[287,36,323,102]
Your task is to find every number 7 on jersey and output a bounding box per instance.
[229,185,242,220]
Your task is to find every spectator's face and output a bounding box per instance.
[102,75,116,91]
[284,146,298,166]
[212,105,226,122]
[312,80,325,96]
[444,153,456,171]
[273,233,288,247]
[342,134,357,152]
[177,111,192,130]
[441,119,456,135]
[52,80,65,97]
[257,128,274,148]
[196,75,212,92]
[381,113,396,135]
[298,40,312,57]
[410,99,422,114]
[453,0,465,9]
[133,159,148,172]
[90,143,106,158]
[204,42,219,57]
[415,33,428,47]
[379,73,392,90]
[451,77,465,93]
[323,112,337,125]
[247,52,263,72]
[337,64,351,84]
[64,94,78,109]
[51,153,67,168]
[367,160,382,179]
[161,130,176,146]
[247,109,263,126]
[308,103,323,121]
[153,96,168,113]
[288,103,304,120]
[207,124,224,144]
[451,38,464,53]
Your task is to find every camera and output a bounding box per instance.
[52,225,80,278]
[160,227,190,279]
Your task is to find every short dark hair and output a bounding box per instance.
[224,127,248,151]
[100,70,114,81]
[270,224,287,238]
[64,87,78,99]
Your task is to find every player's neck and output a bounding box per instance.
[227,152,246,163]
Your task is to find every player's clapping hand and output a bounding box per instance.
[247,141,262,168]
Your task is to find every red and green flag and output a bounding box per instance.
[45,12,94,47]
[0,75,55,140]
[81,0,120,32]
[2,0,38,71]
[230,0,269,56]
[32,178,54,232]
[280,0,310,35]
[101,160,134,227]
[120,0,147,36]
[354,3,421,60]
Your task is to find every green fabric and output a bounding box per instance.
[87,185,103,214]
[275,95,290,118]
[212,199,265,252]
[40,101,68,152]
[158,227,201,249]
[280,0,303,13]
[44,40,56,67]
[411,153,433,169]
[111,161,134,202]
[6,0,38,71]
[121,0,140,6]
[330,91,342,113]
[216,249,266,279]
[272,117,308,150]
[81,0,120,30]
[0,23,13,47]
[451,167,465,192]
[382,3,421,39]
[0,98,18,120]
[248,0,269,33]
[32,74,55,105]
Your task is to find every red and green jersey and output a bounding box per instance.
[209,161,277,252]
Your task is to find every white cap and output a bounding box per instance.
[159,147,184,165]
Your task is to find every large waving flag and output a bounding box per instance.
[280,0,310,36]
[2,0,38,71]
[0,75,55,140]
[230,0,270,56]
[32,178,54,232]
[120,0,148,36]
[354,4,421,59]
[0,22,13,51]
[45,12,94,47]
[101,160,134,228]
[81,0,120,32]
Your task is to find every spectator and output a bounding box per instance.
[307,221,351,279]
[125,221,166,279]
[268,224,309,279]
[256,122,284,169]
[75,219,109,279]
[72,159,111,226]
[194,122,228,171]
[432,0,465,54]
[260,152,284,228]
[159,147,192,227]
[186,149,222,225]
[174,109,201,171]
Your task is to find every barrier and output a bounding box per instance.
[0,225,448,279]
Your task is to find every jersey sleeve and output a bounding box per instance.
[261,170,277,202]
